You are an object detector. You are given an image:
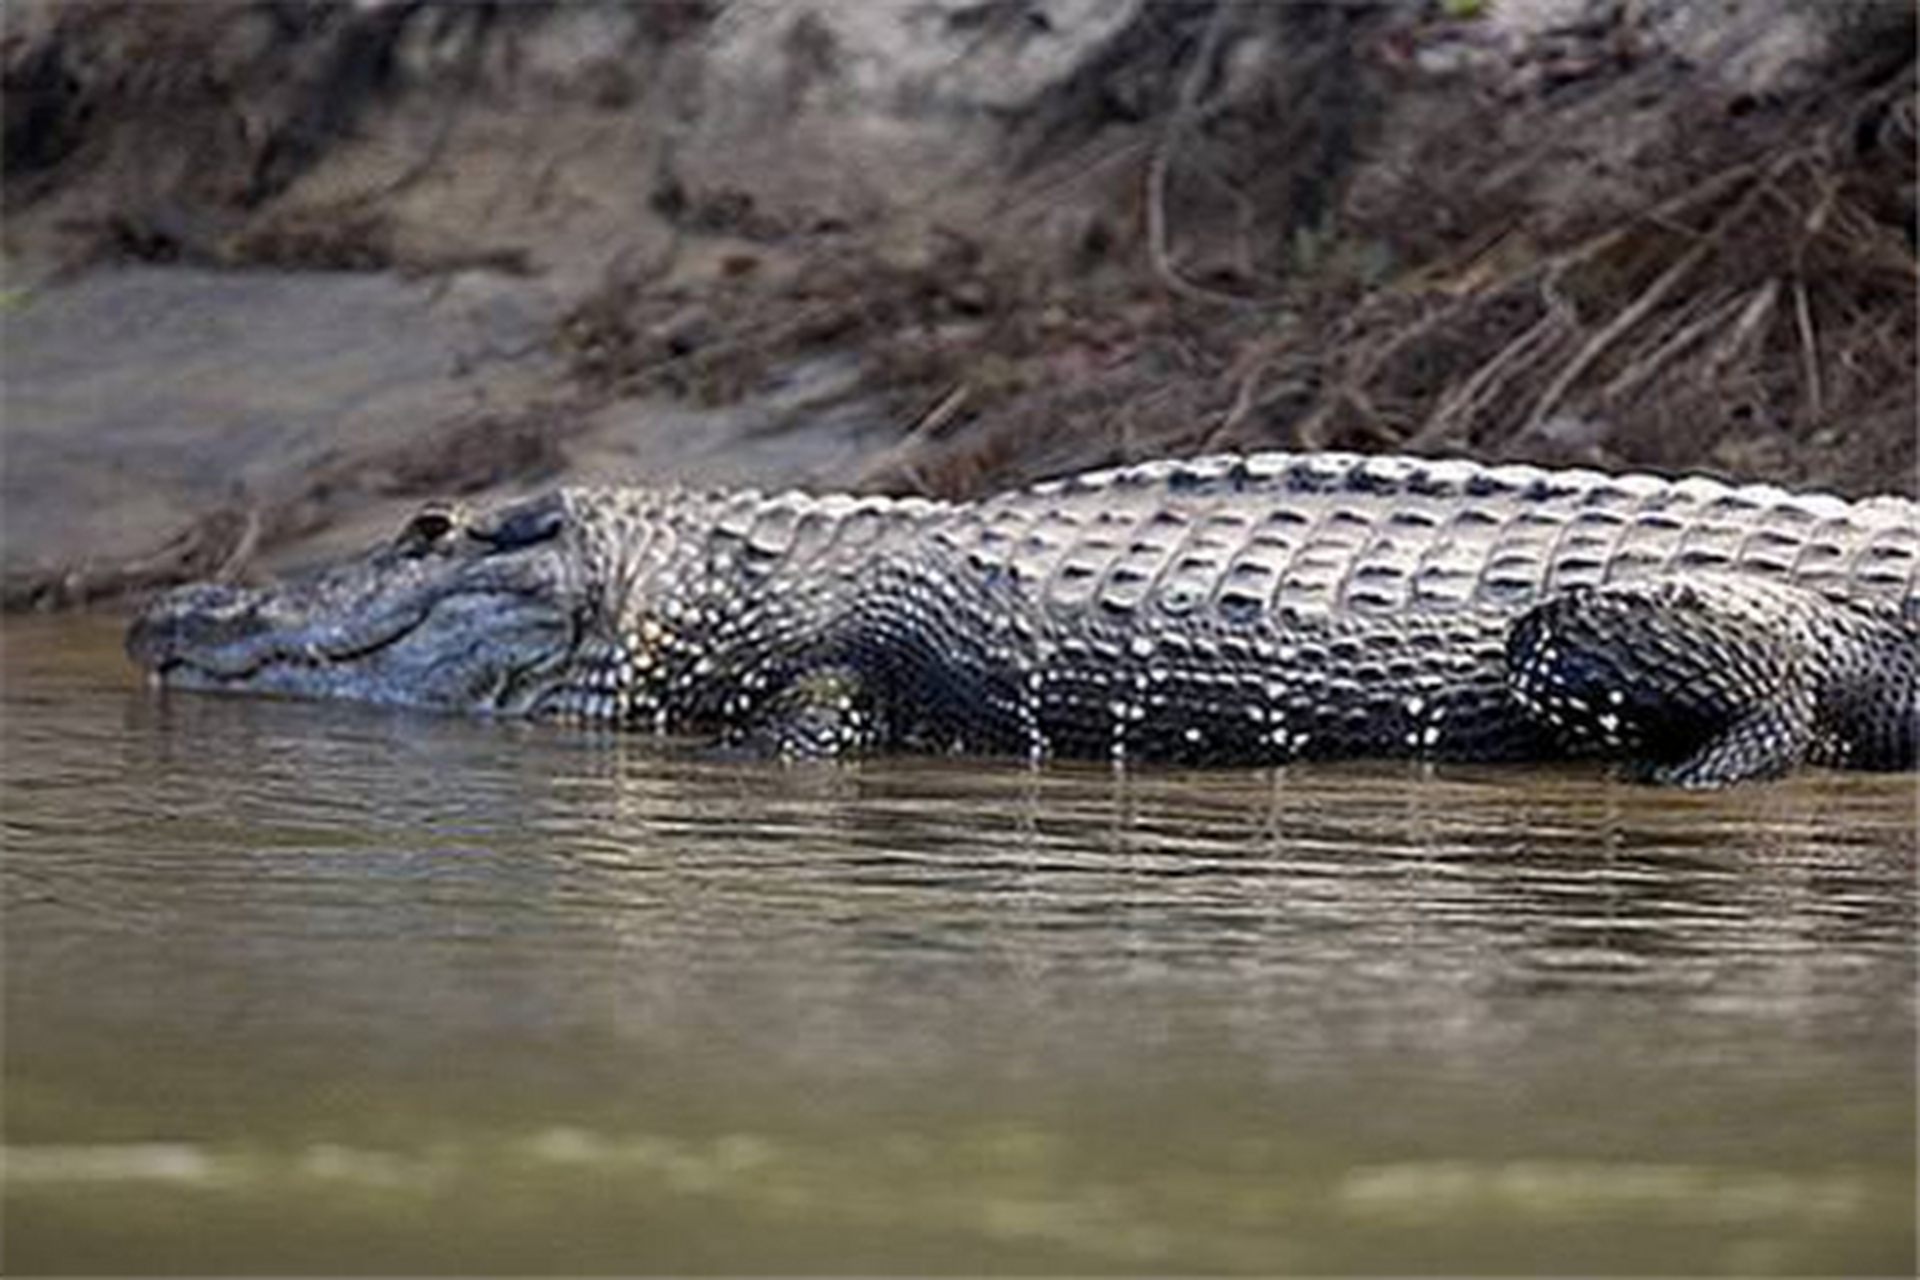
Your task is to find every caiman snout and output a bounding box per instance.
[124,518,583,709]
[126,581,271,678]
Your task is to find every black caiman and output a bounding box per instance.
[127,451,1920,786]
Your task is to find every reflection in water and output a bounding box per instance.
[3,617,1914,1274]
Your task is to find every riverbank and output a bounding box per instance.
[4,0,1913,609]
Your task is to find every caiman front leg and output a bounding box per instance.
[1505,576,1916,787]
[724,665,892,760]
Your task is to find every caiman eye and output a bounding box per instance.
[398,503,465,554]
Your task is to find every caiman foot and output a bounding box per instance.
[723,666,887,761]
[1505,577,1877,787]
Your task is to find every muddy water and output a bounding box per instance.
[3,615,1913,1275]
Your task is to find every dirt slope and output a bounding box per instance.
[3,0,1913,608]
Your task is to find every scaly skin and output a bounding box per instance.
[127,452,1920,785]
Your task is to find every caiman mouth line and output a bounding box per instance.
[155,633,395,684]
[142,601,434,683]
[137,582,577,695]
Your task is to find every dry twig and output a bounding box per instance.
[1523,174,1776,432]
[1144,4,1264,308]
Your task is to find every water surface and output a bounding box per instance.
[3,616,1914,1274]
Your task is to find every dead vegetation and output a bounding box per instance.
[1272,49,1919,493]
[558,1,1918,500]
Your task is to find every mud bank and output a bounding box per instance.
[3,0,1913,610]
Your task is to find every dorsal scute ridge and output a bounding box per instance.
[558,484,953,548]
[559,454,1914,534]
[996,450,1914,530]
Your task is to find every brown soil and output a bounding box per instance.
[3,1,1914,610]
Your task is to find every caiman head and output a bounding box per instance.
[127,493,597,715]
